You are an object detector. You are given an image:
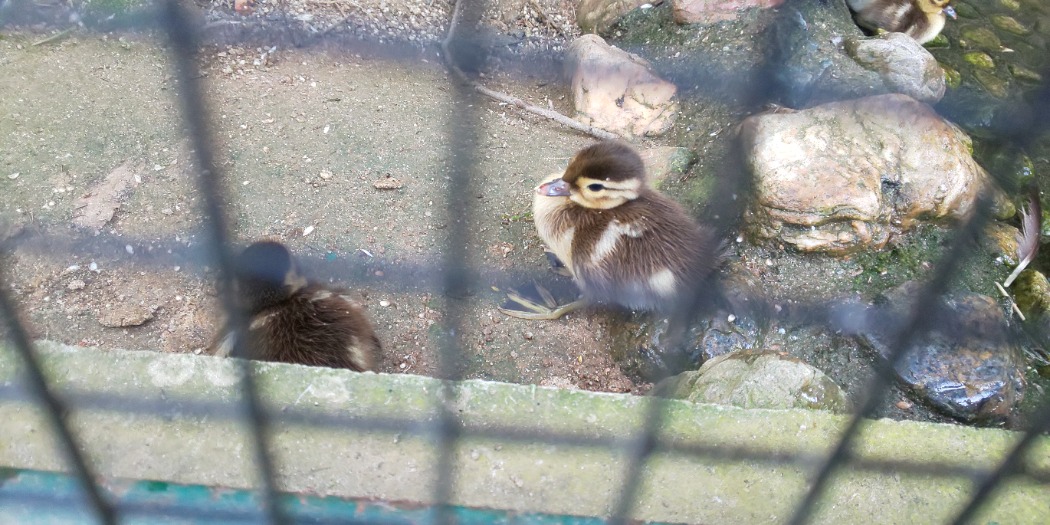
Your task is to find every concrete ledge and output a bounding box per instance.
[1,342,1048,523]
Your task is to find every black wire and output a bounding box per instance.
[430,1,487,521]
[0,279,116,523]
[160,1,287,523]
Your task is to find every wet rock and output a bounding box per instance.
[973,70,1010,98]
[565,35,679,137]
[576,0,649,35]
[765,2,887,107]
[846,32,946,103]
[963,51,996,70]
[98,303,158,328]
[1012,270,1050,319]
[639,146,695,186]
[671,0,785,25]
[740,94,995,254]
[985,222,1022,260]
[990,14,1030,35]
[857,282,1026,424]
[958,26,1002,51]
[659,351,850,412]
[1009,64,1043,84]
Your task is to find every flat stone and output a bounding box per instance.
[959,26,1002,51]
[565,34,679,137]
[974,69,1010,98]
[1010,64,1043,84]
[660,351,850,412]
[671,0,785,25]
[963,51,996,70]
[991,14,1030,35]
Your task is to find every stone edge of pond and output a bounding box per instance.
[0,341,1047,523]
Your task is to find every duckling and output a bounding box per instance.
[209,241,380,371]
[847,0,957,44]
[501,141,722,322]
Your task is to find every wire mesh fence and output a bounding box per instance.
[1,0,1049,523]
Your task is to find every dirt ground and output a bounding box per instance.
[0,21,652,393]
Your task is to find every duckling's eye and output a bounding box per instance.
[587,183,605,192]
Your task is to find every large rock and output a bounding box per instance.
[846,32,946,104]
[855,282,1026,424]
[740,94,994,254]
[672,0,785,25]
[576,0,650,34]
[659,351,850,412]
[565,34,679,138]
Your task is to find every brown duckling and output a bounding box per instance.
[209,241,380,371]
[502,141,722,321]
[847,0,957,44]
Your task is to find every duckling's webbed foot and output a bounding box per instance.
[498,282,585,320]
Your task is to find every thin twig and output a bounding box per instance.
[32,28,73,46]
[994,281,1027,321]
[440,3,618,141]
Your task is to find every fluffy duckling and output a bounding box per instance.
[502,141,722,320]
[847,0,957,44]
[209,241,380,371]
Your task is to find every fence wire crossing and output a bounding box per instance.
[0,0,1049,523]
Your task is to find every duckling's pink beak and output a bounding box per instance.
[943,6,956,19]
[537,179,571,197]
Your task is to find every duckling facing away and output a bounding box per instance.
[209,241,380,371]
[501,141,722,322]
[847,0,957,44]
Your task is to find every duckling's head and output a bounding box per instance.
[921,0,956,17]
[538,141,646,210]
[230,241,307,313]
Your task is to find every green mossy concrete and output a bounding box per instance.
[1,342,1049,523]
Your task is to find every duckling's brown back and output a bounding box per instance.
[569,190,722,312]
[242,286,380,372]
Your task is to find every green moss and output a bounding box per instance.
[963,51,997,70]
[942,65,962,89]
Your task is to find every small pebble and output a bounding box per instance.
[523,331,534,340]
[7,173,19,180]
[896,400,913,410]
[125,244,134,255]
[302,225,315,237]
[379,300,391,307]
[89,262,99,272]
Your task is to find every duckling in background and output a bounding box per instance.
[847,0,957,44]
[209,241,380,371]
[502,141,723,328]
